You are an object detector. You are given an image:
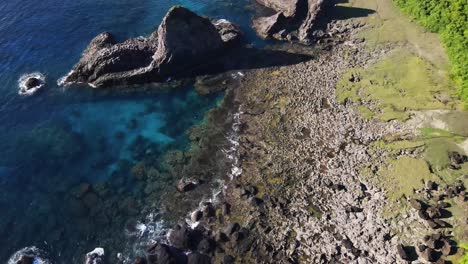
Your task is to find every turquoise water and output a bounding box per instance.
[0,0,260,262]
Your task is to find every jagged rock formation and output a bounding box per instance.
[253,0,325,43]
[61,6,242,88]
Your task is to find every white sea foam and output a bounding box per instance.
[224,109,243,180]
[120,213,167,263]
[7,246,51,264]
[57,70,97,89]
[57,70,74,86]
[18,72,45,96]
[185,108,244,228]
[185,179,225,229]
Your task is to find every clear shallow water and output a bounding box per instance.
[0,0,261,262]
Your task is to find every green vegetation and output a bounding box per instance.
[420,127,459,139]
[379,156,437,201]
[393,0,468,104]
[459,243,468,264]
[337,50,456,121]
[371,126,468,201]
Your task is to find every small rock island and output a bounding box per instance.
[61,6,242,88]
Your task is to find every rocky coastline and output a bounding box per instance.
[12,1,467,263]
[116,4,466,264]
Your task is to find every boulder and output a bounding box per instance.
[25,77,41,89]
[61,6,243,88]
[197,238,215,254]
[441,239,453,256]
[191,210,203,222]
[16,255,34,264]
[426,206,442,219]
[255,0,304,18]
[253,0,326,43]
[187,253,211,264]
[153,6,224,76]
[426,180,438,190]
[396,244,409,260]
[167,223,203,250]
[201,202,216,218]
[146,243,187,264]
[418,209,429,220]
[252,13,288,39]
[168,223,194,249]
[420,247,438,262]
[424,236,442,249]
[176,178,200,192]
[409,199,425,210]
[84,248,105,264]
[212,19,243,46]
[449,151,468,164]
[426,219,440,229]
[298,0,325,42]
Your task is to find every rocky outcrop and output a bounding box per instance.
[61,6,242,88]
[84,248,105,264]
[18,73,45,95]
[252,13,288,39]
[298,0,325,41]
[212,19,243,47]
[153,7,224,77]
[253,0,325,43]
[256,0,304,18]
[25,77,41,89]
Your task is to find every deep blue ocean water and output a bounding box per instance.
[0,0,261,262]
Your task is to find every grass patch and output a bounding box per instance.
[420,127,459,139]
[424,138,464,171]
[337,50,456,121]
[373,140,425,151]
[379,156,437,201]
[459,243,468,264]
[357,106,375,119]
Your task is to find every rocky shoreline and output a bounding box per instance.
[95,17,400,264]
[12,1,467,263]
[125,9,466,264]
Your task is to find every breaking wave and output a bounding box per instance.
[7,246,51,264]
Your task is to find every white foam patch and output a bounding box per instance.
[57,70,74,86]
[224,109,243,180]
[18,72,45,96]
[120,213,167,262]
[185,180,224,229]
[7,246,51,264]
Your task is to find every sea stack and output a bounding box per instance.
[61,6,243,88]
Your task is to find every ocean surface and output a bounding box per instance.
[0,0,261,262]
